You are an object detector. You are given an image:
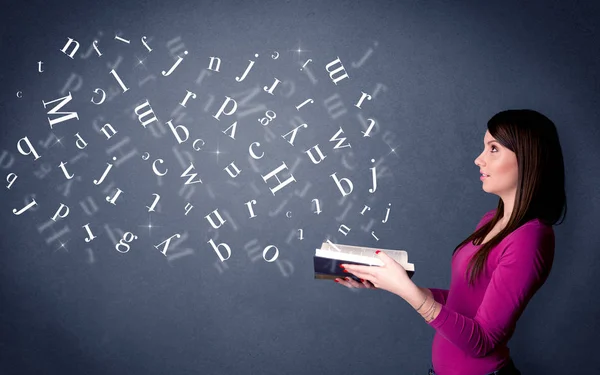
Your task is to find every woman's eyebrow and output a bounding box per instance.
[485,140,497,144]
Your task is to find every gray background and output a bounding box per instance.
[1,0,598,374]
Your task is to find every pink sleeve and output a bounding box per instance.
[426,224,555,357]
[429,288,449,305]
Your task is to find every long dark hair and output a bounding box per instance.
[452,109,567,287]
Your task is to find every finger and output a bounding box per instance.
[341,264,373,273]
[343,268,373,281]
[363,280,377,289]
[335,278,355,288]
[375,250,393,265]
[343,276,365,288]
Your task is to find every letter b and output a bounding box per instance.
[330,172,353,197]
[208,238,231,261]
[166,119,189,144]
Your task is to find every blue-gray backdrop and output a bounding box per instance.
[1,0,598,374]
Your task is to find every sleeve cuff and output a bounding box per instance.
[429,288,447,305]
[426,303,449,328]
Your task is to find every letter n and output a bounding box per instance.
[60,37,80,59]
[205,209,227,229]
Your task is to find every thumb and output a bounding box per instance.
[375,250,391,265]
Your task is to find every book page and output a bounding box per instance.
[319,242,410,266]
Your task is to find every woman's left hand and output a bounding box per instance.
[341,251,415,299]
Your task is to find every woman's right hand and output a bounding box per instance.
[335,277,377,289]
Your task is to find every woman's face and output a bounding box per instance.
[474,130,519,197]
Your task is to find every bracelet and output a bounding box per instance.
[425,302,437,322]
[421,300,435,318]
[415,294,428,312]
[423,300,436,320]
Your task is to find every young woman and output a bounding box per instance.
[336,109,567,375]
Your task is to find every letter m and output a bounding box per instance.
[42,91,79,129]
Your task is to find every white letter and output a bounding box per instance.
[330,127,351,149]
[325,56,349,85]
[330,172,353,197]
[6,173,18,189]
[155,233,182,256]
[179,90,197,107]
[304,144,327,164]
[152,159,168,176]
[245,199,257,218]
[224,162,242,178]
[74,133,88,149]
[213,96,237,120]
[295,98,314,111]
[83,223,96,243]
[166,120,190,144]
[249,142,264,159]
[205,209,227,229]
[261,162,296,195]
[134,100,158,128]
[147,193,161,212]
[208,239,231,261]
[42,92,79,129]
[58,162,74,179]
[90,88,106,105]
[51,203,70,221]
[17,136,41,160]
[12,198,38,215]
[60,37,80,59]
[208,56,221,72]
[338,224,351,236]
[281,123,308,146]
[263,78,281,95]
[181,162,202,184]
[354,91,372,109]
[106,188,124,205]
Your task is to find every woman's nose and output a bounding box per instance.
[474,151,486,166]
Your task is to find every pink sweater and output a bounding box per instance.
[427,209,555,375]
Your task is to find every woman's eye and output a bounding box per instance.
[490,145,497,152]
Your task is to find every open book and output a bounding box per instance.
[314,241,415,281]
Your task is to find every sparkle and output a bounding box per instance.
[52,134,64,148]
[290,42,310,60]
[207,139,227,164]
[387,144,399,157]
[139,215,160,236]
[55,240,70,253]
[210,148,222,164]
[134,55,147,69]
